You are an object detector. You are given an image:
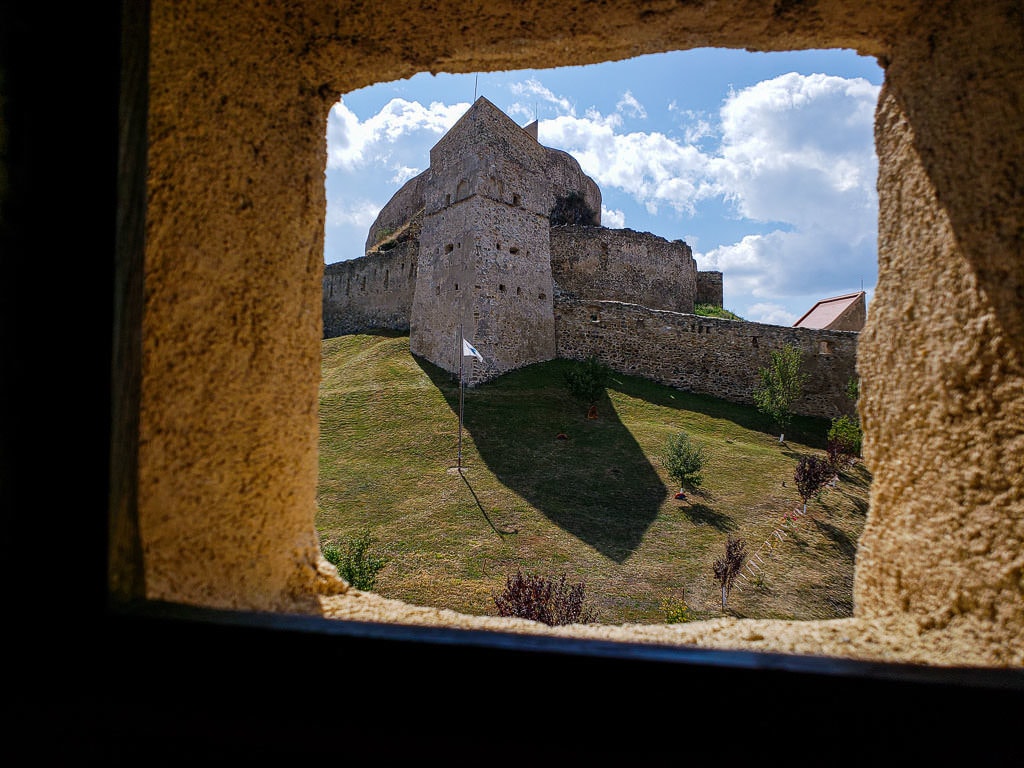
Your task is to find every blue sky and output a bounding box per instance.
[324,48,884,325]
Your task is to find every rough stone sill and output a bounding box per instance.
[319,591,1024,670]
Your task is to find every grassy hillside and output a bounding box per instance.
[317,332,870,625]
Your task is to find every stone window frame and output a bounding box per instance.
[10,2,1022,757]
[108,0,1019,696]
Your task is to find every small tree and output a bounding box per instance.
[664,431,710,492]
[492,570,597,626]
[794,455,835,514]
[826,414,862,472]
[753,343,809,442]
[563,356,610,411]
[549,191,599,226]
[712,536,747,610]
[322,529,387,591]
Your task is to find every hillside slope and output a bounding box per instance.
[318,332,870,625]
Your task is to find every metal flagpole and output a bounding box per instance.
[458,323,464,471]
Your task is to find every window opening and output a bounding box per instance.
[316,47,883,647]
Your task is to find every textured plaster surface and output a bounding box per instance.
[133,0,1022,667]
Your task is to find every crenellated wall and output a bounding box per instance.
[555,297,859,419]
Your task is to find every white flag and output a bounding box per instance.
[462,338,484,362]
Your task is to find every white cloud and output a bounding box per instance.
[532,72,877,232]
[540,114,712,216]
[390,165,421,185]
[509,78,575,116]
[746,302,798,326]
[711,72,880,233]
[692,72,879,312]
[326,97,468,170]
[601,206,626,228]
[326,198,381,229]
[616,91,647,119]
[683,119,714,144]
[697,227,875,301]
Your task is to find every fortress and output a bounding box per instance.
[324,96,858,419]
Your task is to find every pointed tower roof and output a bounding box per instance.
[429,96,539,160]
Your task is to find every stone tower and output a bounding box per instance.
[409,97,598,385]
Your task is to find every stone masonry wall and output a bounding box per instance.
[540,148,602,223]
[697,271,724,307]
[411,194,555,384]
[555,297,858,420]
[550,225,699,313]
[322,244,417,337]
[411,98,557,383]
[365,171,429,252]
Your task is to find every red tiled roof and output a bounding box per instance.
[793,291,865,330]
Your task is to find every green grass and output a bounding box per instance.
[694,303,744,321]
[318,332,871,625]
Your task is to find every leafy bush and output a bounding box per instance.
[322,529,387,591]
[845,376,860,404]
[712,536,747,609]
[794,455,835,512]
[827,414,862,459]
[549,191,598,226]
[660,597,694,624]
[563,356,610,405]
[664,431,710,489]
[492,570,597,626]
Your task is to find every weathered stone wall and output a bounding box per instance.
[322,244,417,337]
[411,99,558,382]
[541,147,602,224]
[365,171,429,252]
[550,225,698,313]
[425,98,551,217]
[411,194,555,384]
[697,271,724,308]
[555,298,859,419]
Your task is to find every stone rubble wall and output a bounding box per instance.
[322,243,417,337]
[411,193,555,385]
[550,224,699,313]
[540,147,602,223]
[322,242,859,417]
[365,171,430,252]
[696,271,724,308]
[554,297,859,420]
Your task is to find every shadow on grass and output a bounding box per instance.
[681,503,736,532]
[849,496,869,516]
[457,469,519,537]
[605,371,832,449]
[810,517,858,561]
[417,356,667,563]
